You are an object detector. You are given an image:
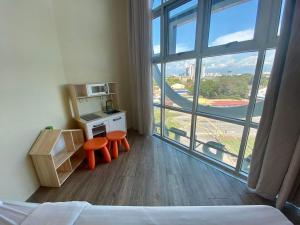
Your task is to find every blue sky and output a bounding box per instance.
[152,0,278,75]
[209,0,258,46]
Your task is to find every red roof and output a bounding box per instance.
[211,100,249,107]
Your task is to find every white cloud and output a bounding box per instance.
[262,49,276,73]
[175,43,191,53]
[203,52,258,74]
[264,49,276,65]
[238,55,257,67]
[211,29,254,46]
[203,55,235,69]
[204,55,257,69]
[166,58,195,76]
[153,43,191,55]
[153,44,160,54]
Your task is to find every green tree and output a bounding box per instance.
[200,74,252,99]
[185,79,194,93]
[260,74,270,88]
[201,79,218,98]
[166,76,181,86]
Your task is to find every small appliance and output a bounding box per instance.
[86,83,109,96]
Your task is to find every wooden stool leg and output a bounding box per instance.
[112,141,118,159]
[122,138,130,151]
[102,146,111,163]
[107,140,111,151]
[86,150,95,170]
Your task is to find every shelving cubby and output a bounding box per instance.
[29,129,85,187]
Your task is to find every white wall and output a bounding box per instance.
[0,0,131,200]
[0,0,68,200]
[52,0,132,123]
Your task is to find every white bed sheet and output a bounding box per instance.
[0,201,38,225]
[76,205,292,225]
[0,201,293,225]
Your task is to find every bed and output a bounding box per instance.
[0,201,292,225]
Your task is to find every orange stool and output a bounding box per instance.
[106,131,130,159]
[83,137,111,170]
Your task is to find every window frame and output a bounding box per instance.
[151,0,283,179]
[166,0,198,55]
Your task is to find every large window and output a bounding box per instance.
[152,17,161,55]
[153,106,161,134]
[208,0,259,47]
[152,0,161,10]
[165,59,196,110]
[168,0,198,54]
[152,0,282,178]
[164,109,192,147]
[241,128,257,173]
[195,116,244,167]
[252,49,276,123]
[153,63,162,104]
[199,52,258,120]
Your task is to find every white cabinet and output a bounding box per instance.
[79,112,127,140]
[107,113,126,132]
[86,120,109,139]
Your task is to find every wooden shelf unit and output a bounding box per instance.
[29,129,85,187]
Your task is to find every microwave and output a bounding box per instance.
[86,83,109,96]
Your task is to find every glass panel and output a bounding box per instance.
[153,106,161,134]
[152,17,161,55]
[241,128,257,173]
[195,116,244,167]
[153,64,162,104]
[168,0,197,54]
[278,0,286,35]
[169,0,197,18]
[165,59,196,110]
[208,0,258,47]
[252,49,276,123]
[152,0,161,9]
[198,52,258,120]
[164,109,191,147]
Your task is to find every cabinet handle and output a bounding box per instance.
[113,117,122,122]
[93,123,104,128]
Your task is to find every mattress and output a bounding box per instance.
[0,201,293,225]
[76,205,292,225]
[0,201,38,225]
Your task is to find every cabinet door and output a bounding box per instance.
[108,114,126,132]
[87,120,109,139]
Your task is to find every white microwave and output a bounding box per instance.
[86,83,109,96]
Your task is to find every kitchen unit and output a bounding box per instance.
[68,82,127,140]
[77,111,126,139]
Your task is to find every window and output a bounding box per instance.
[165,59,196,110]
[199,52,258,120]
[195,116,243,167]
[152,17,161,55]
[168,0,197,54]
[153,106,161,134]
[278,0,286,35]
[152,0,161,10]
[241,128,257,173]
[153,64,162,104]
[152,0,281,178]
[164,109,192,147]
[208,0,259,47]
[252,49,276,123]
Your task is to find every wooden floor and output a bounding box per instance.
[29,131,269,206]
